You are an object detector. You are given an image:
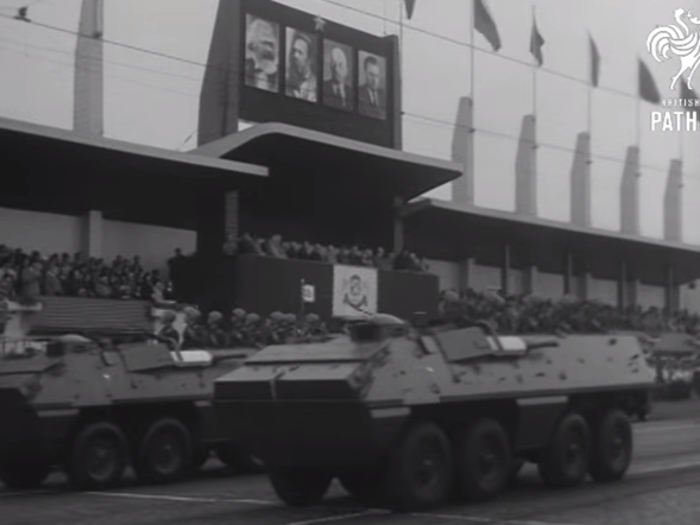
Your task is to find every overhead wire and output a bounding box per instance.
[0,4,688,176]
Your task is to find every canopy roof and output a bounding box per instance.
[192,123,462,208]
[404,199,700,286]
[0,117,267,229]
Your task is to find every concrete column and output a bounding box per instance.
[515,115,537,217]
[666,265,680,313]
[618,261,628,309]
[389,34,403,150]
[73,0,104,137]
[524,265,538,295]
[664,159,683,243]
[620,146,640,236]
[627,278,640,308]
[577,271,591,300]
[570,132,592,228]
[451,97,475,207]
[224,191,239,239]
[459,257,475,292]
[501,243,511,295]
[563,249,573,296]
[393,196,405,254]
[82,210,103,258]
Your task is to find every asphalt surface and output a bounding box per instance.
[2,412,700,525]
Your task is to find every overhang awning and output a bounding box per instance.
[192,122,462,207]
[0,117,268,229]
[403,199,700,286]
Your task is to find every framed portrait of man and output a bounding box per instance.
[285,28,318,103]
[244,15,280,93]
[322,40,354,111]
[357,51,387,120]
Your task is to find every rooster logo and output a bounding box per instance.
[647,8,700,90]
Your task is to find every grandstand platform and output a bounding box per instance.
[1,115,700,320]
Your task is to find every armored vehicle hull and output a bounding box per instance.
[0,336,259,491]
[214,319,655,511]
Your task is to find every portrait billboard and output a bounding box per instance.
[198,0,400,149]
[244,14,280,93]
[358,51,387,120]
[322,40,354,111]
[285,28,318,103]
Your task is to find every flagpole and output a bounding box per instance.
[587,33,592,135]
[470,1,475,100]
[532,5,537,118]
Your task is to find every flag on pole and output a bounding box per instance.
[638,58,661,104]
[403,0,417,20]
[589,34,600,87]
[530,14,545,66]
[474,0,501,51]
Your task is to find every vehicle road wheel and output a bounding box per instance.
[538,413,591,489]
[454,418,512,501]
[378,420,453,511]
[268,468,333,507]
[0,461,51,489]
[65,421,128,490]
[215,442,264,474]
[589,409,633,483]
[134,418,191,484]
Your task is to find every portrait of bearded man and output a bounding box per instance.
[244,15,280,92]
[285,29,318,102]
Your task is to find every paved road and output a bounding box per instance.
[2,418,700,525]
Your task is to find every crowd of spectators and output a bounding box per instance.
[438,288,700,338]
[4,242,700,341]
[0,245,174,304]
[231,232,430,272]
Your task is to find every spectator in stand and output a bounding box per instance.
[238,233,263,255]
[20,260,42,303]
[326,245,339,264]
[265,234,287,258]
[374,247,393,271]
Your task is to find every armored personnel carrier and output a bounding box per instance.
[213,315,656,511]
[0,333,259,491]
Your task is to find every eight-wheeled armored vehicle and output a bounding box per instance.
[0,333,258,490]
[213,315,656,511]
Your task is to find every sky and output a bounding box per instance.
[1,0,700,243]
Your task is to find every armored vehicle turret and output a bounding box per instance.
[213,315,656,511]
[0,333,258,491]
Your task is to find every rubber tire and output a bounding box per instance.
[537,413,591,489]
[589,409,633,483]
[454,418,512,501]
[0,461,51,489]
[133,418,192,485]
[65,421,128,491]
[377,421,454,512]
[215,442,264,474]
[268,468,333,507]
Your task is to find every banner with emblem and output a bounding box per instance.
[332,265,378,317]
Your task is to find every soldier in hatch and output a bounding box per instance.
[181,307,207,349]
[158,310,181,350]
